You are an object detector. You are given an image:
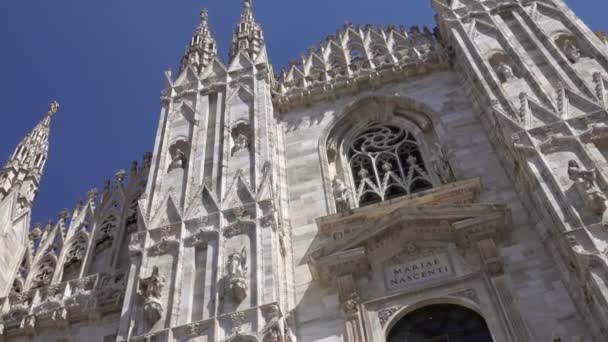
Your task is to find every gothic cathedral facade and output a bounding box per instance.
[1,0,608,341]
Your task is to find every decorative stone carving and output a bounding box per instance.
[496,62,515,82]
[232,134,250,155]
[342,293,360,315]
[378,307,399,327]
[562,39,581,63]
[230,311,246,333]
[186,322,205,337]
[147,228,179,256]
[168,148,188,172]
[227,248,248,302]
[186,228,217,246]
[48,100,60,116]
[139,266,165,324]
[332,178,351,215]
[568,160,608,225]
[261,304,282,342]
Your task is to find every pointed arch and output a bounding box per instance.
[320,96,452,212]
[29,253,58,289]
[61,231,89,282]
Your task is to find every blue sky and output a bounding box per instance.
[0,0,605,224]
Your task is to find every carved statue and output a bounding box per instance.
[140,266,164,299]
[568,160,608,225]
[232,134,250,155]
[333,178,351,215]
[496,62,515,82]
[227,248,248,302]
[47,101,59,116]
[168,148,187,172]
[188,51,200,66]
[228,248,247,279]
[562,39,581,63]
[433,143,456,185]
[139,266,165,323]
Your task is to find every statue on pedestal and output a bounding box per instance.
[139,266,165,323]
[333,178,351,215]
[568,160,608,225]
[227,248,248,302]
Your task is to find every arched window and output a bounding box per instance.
[348,124,433,206]
[387,304,493,342]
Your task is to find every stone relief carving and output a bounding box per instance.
[227,248,248,302]
[332,178,351,215]
[139,266,165,324]
[186,322,205,338]
[568,160,608,225]
[378,307,399,327]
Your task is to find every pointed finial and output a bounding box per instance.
[58,209,69,221]
[244,0,252,8]
[47,100,59,117]
[115,169,127,184]
[200,8,209,22]
[87,188,99,202]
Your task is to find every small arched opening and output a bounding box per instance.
[387,304,493,342]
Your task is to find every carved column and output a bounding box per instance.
[337,275,365,342]
[478,239,533,342]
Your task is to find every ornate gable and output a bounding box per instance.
[308,178,513,285]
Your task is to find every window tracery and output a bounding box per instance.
[348,124,433,206]
[33,258,56,288]
[95,215,117,253]
[65,236,87,269]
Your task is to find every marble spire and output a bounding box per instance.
[181,8,218,72]
[229,0,265,61]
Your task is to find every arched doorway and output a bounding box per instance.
[387,304,493,342]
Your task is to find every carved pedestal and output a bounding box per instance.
[143,298,164,324]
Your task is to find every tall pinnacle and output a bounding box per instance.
[181,8,218,73]
[230,0,265,62]
[0,101,59,200]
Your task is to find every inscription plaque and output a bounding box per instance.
[385,254,453,291]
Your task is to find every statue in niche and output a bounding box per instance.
[333,178,351,215]
[568,160,608,225]
[168,148,187,172]
[232,133,250,155]
[188,51,200,67]
[562,39,581,63]
[433,143,456,185]
[226,248,248,302]
[496,62,515,82]
[139,266,165,324]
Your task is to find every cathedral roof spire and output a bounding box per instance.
[229,0,265,62]
[181,8,218,73]
[0,100,59,200]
